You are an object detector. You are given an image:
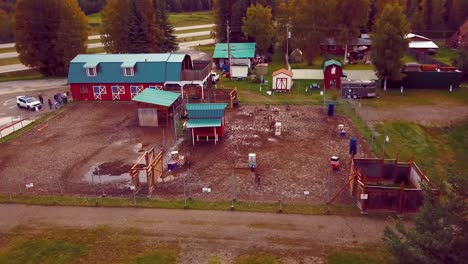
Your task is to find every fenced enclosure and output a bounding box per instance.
[349,158,437,214]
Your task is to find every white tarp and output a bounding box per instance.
[231,65,248,78]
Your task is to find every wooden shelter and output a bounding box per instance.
[132,89,181,126]
[186,103,228,145]
[129,147,163,195]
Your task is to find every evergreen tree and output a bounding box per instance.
[371,3,410,88]
[101,0,163,53]
[154,0,178,52]
[15,0,87,76]
[242,3,275,55]
[384,173,468,264]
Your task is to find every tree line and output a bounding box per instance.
[14,0,177,75]
[78,0,214,14]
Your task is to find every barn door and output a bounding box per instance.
[276,78,287,90]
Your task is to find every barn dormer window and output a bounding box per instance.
[86,67,97,77]
[123,67,134,76]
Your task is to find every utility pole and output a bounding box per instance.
[286,23,290,68]
[227,20,232,80]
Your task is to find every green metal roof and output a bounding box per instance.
[187,118,222,128]
[186,103,228,119]
[132,89,180,107]
[70,54,187,68]
[323,59,342,71]
[213,43,256,59]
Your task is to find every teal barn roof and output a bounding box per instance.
[323,59,342,71]
[132,89,180,107]
[187,119,222,128]
[68,53,191,84]
[213,43,256,59]
[186,103,228,119]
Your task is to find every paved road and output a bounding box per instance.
[0,204,391,255]
[0,63,29,73]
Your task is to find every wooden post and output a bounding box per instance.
[214,127,217,144]
[399,181,405,214]
[361,175,368,214]
[192,128,195,145]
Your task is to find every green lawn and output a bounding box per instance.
[87,12,102,36]
[168,11,214,27]
[175,26,214,34]
[87,47,105,54]
[0,47,16,53]
[372,121,468,182]
[362,86,468,108]
[176,35,212,43]
[0,69,43,82]
[344,63,374,70]
[234,254,281,264]
[0,227,177,264]
[433,47,457,66]
[328,249,394,264]
[402,55,417,63]
[0,56,20,66]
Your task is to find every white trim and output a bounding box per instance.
[130,85,144,98]
[123,67,135,76]
[86,67,97,77]
[92,85,105,100]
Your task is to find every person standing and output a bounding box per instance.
[47,98,53,110]
[38,93,44,104]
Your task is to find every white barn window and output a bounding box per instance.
[86,67,97,77]
[123,67,134,76]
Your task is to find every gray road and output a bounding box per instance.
[0,204,392,262]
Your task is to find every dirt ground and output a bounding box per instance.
[0,102,373,204]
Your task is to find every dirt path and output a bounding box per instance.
[0,204,392,263]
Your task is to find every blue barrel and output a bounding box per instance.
[350,137,358,155]
[327,102,335,116]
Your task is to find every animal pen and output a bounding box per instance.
[348,158,437,214]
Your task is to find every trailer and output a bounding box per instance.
[341,80,376,98]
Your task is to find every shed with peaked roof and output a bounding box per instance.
[186,103,228,145]
[272,69,293,92]
[323,60,343,89]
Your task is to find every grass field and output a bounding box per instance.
[0,226,178,264]
[193,44,215,56]
[362,86,468,108]
[372,121,468,182]
[0,226,394,264]
[0,69,43,82]
[87,47,106,54]
[176,35,212,43]
[0,47,16,54]
[433,47,457,66]
[168,11,214,27]
[328,249,394,264]
[87,11,214,34]
[0,57,20,66]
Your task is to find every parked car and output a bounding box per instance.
[210,71,220,83]
[16,96,42,111]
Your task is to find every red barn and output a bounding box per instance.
[323,60,343,89]
[67,53,212,101]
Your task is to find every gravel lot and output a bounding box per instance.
[0,103,373,204]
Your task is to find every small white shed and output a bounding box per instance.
[272,69,293,92]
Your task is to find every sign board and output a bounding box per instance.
[360,194,368,200]
[304,191,310,195]
[130,185,136,190]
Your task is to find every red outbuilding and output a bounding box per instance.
[323,60,343,89]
